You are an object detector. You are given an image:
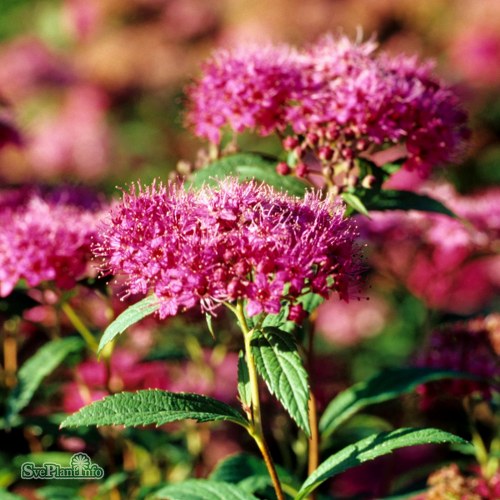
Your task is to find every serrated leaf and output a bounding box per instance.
[296,428,470,499]
[5,337,83,424]
[361,189,456,217]
[320,367,480,438]
[60,390,248,429]
[154,479,259,500]
[251,328,310,436]
[98,295,160,354]
[189,153,309,197]
[341,192,370,216]
[237,351,251,409]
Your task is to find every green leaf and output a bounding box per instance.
[361,189,456,217]
[251,328,310,436]
[341,192,370,216]
[320,367,479,437]
[210,453,297,494]
[98,295,160,354]
[0,490,25,500]
[60,390,248,429]
[155,479,259,499]
[299,292,324,314]
[237,351,252,409]
[296,428,470,499]
[189,153,309,197]
[5,337,83,424]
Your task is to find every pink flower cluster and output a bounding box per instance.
[360,183,500,314]
[414,314,499,407]
[187,35,468,177]
[0,185,106,297]
[95,179,359,319]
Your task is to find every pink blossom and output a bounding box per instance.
[95,178,360,319]
[0,185,107,297]
[186,43,302,143]
[187,35,468,178]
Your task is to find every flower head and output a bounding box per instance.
[95,179,360,319]
[0,185,107,297]
[186,44,302,144]
[187,35,468,182]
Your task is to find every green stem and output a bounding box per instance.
[61,302,99,353]
[234,300,284,500]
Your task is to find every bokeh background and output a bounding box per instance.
[1,0,499,190]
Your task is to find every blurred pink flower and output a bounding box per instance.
[414,314,499,407]
[0,39,73,100]
[414,463,500,500]
[96,178,360,319]
[360,183,500,314]
[449,27,500,88]
[28,85,111,180]
[0,185,107,297]
[169,350,238,403]
[315,293,389,346]
[62,349,170,413]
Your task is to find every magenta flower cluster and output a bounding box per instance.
[187,35,468,177]
[95,179,359,319]
[0,186,106,297]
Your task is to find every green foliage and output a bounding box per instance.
[359,189,456,217]
[237,351,252,409]
[60,390,249,429]
[5,337,84,425]
[210,453,296,494]
[251,327,310,436]
[296,428,471,499]
[189,153,309,197]
[154,479,259,499]
[341,192,370,217]
[319,367,478,437]
[98,295,160,353]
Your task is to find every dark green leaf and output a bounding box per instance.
[155,479,259,500]
[320,367,479,437]
[60,390,248,429]
[361,190,456,217]
[296,428,470,499]
[251,328,310,435]
[5,337,84,424]
[189,153,309,197]
[98,295,160,354]
[210,453,296,494]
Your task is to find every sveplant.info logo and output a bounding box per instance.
[21,453,104,480]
